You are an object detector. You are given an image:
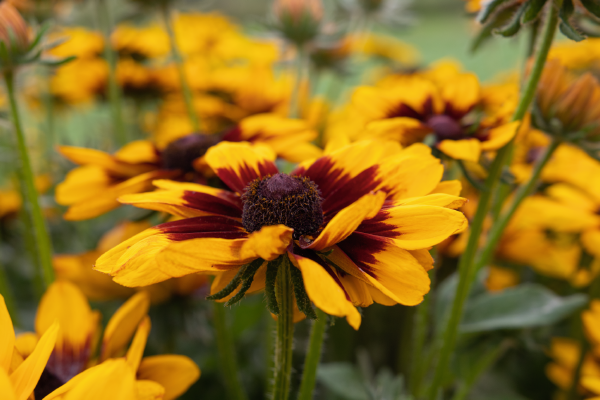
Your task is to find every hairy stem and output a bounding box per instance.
[298,308,327,400]
[271,256,294,400]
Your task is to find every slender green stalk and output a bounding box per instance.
[0,257,19,326]
[4,70,55,289]
[96,0,127,147]
[473,137,561,276]
[298,308,327,400]
[213,302,248,400]
[271,256,294,400]
[426,5,559,399]
[289,45,305,119]
[161,4,200,132]
[451,344,505,400]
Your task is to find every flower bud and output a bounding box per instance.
[0,2,29,52]
[273,0,323,46]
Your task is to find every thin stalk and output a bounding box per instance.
[0,257,19,326]
[473,137,561,276]
[96,0,127,147]
[426,5,559,399]
[161,4,200,132]
[289,45,305,118]
[213,302,248,400]
[4,70,55,289]
[271,256,294,400]
[298,308,328,400]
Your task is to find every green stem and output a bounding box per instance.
[96,0,127,147]
[298,308,327,400]
[473,137,561,276]
[161,4,200,132]
[213,302,248,400]
[271,256,294,400]
[426,5,559,399]
[289,45,305,118]
[4,70,55,289]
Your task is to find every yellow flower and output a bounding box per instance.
[46,28,104,60]
[0,294,59,400]
[116,58,162,98]
[57,113,321,220]
[95,141,467,329]
[17,282,200,399]
[485,266,519,292]
[111,24,170,60]
[50,58,108,104]
[0,175,52,219]
[326,63,520,162]
[546,337,600,393]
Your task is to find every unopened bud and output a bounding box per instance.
[274,0,323,46]
[0,2,29,52]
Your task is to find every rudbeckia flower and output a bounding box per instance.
[56,114,321,220]
[546,337,600,393]
[95,141,468,329]
[326,64,521,162]
[17,281,200,399]
[1,294,59,400]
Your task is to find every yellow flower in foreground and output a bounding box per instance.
[17,282,200,399]
[0,294,59,400]
[57,114,321,220]
[96,141,467,329]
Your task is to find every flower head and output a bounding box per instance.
[273,0,323,46]
[95,141,467,329]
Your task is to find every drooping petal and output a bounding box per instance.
[287,251,361,329]
[205,141,278,194]
[431,180,462,196]
[357,205,468,250]
[10,321,58,400]
[437,139,481,162]
[100,291,150,361]
[240,225,293,261]
[126,316,151,372]
[137,355,201,400]
[136,380,166,400]
[480,121,520,151]
[302,191,386,251]
[0,294,15,372]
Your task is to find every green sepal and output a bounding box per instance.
[560,0,586,41]
[494,2,528,36]
[477,0,510,23]
[290,261,317,320]
[26,22,50,53]
[224,258,264,307]
[265,258,280,315]
[581,0,600,19]
[206,265,246,301]
[521,0,548,24]
[39,55,76,67]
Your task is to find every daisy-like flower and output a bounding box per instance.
[17,281,200,399]
[95,140,467,328]
[326,63,521,162]
[0,294,59,400]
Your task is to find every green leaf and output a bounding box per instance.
[471,4,521,52]
[560,0,586,41]
[581,0,600,18]
[521,0,547,24]
[460,284,588,333]
[39,55,76,67]
[290,262,317,319]
[494,2,528,37]
[317,363,370,400]
[477,0,511,23]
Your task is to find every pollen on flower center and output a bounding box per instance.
[242,173,323,239]
[160,133,221,173]
[427,114,465,141]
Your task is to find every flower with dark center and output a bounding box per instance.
[97,141,469,329]
[242,173,323,239]
[160,133,221,173]
[426,114,465,141]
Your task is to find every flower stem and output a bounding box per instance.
[271,256,294,400]
[298,307,327,400]
[161,4,200,132]
[473,137,561,276]
[289,45,305,118]
[4,70,55,289]
[96,0,127,147]
[213,302,248,400]
[426,4,559,399]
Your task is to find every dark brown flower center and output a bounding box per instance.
[160,133,221,173]
[34,368,65,400]
[242,173,323,239]
[427,114,465,141]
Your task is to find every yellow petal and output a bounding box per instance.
[205,141,278,194]
[114,140,159,164]
[10,321,58,400]
[364,117,429,143]
[137,355,201,400]
[431,180,462,196]
[14,334,38,360]
[101,291,150,361]
[35,281,96,356]
[55,165,112,205]
[440,73,480,115]
[305,191,386,251]
[393,193,467,209]
[583,228,600,258]
[240,225,293,261]
[136,380,166,400]
[0,294,15,372]
[437,139,481,162]
[0,369,16,400]
[480,121,520,151]
[118,191,212,219]
[287,252,361,329]
[126,316,151,372]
